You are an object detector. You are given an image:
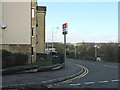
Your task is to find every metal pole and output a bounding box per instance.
[64,34,66,66]
[52,28,53,51]
[95,46,97,60]
[47,42,48,49]
[75,46,76,58]
[47,42,48,54]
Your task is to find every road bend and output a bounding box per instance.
[47,58,119,88]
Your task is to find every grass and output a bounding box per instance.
[3,56,59,69]
[67,43,81,46]
[37,60,52,67]
[3,60,53,69]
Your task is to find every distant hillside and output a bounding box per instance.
[46,42,64,48]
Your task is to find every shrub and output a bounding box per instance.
[14,53,28,66]
[40,57,45,61]
[2,50,12,56]
[2,50,28,68]
[36,53,47,61]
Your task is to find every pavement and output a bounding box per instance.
[2,59,83,88]
[2,63,63,75]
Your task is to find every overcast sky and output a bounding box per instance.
[37,1,118,43]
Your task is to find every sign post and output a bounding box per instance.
[62,23,68,67]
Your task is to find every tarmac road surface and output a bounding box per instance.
[47,58,119,88]
[2,58,120,89]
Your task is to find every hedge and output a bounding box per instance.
[2,50,28,69]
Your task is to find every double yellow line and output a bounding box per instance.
[61,63,89,83]
[47,63,89,88]
[74,64,89,79]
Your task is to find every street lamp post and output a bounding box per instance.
[47,39,50,54]
[74,45,77,58]
[94,45,99,60]
[95,45,97,60]
[52,27,59,51]
[52,28,53,51]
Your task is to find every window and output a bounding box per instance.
[31,47,34,56]
[32,8,34,18]
[32,28,34,36]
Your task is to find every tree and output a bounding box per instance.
[99,43,118,62]
[55,46,64,55]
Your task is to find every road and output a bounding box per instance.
[47,58,119,88]
[2,58,120,88]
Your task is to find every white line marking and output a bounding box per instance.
[104,65,118,68]
[84,82,95,85]
[69,83,81,86]
[99,81,109,83]
[111,80,119,82]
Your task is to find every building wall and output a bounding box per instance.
[1,2,32,64]
[36,8,46,53]
[31,0,37,63]
[0,2,2,45]
[2,2,31,44]
[2,44,31,63]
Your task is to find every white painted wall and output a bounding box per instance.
[0,1,2,44]
[2,2,31,44]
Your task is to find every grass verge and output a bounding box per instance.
[37,60,52,67]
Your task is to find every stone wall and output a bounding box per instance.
[36,8,46,53]
[2,44,31,64]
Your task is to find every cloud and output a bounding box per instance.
[46,27,117,43]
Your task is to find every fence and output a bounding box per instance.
[36,53,64,66]
[2,50,64,69]
[2,50,28,69]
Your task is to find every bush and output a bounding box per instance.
[14,53,28,66]
[2,50,28,68]
[2,50,13,56]
[36,53,48,63]
[2,56,15,68]
[56,46,64,55]
[40,57,45,61]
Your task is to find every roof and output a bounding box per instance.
[37,6,47,12]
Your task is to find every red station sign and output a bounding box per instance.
[62,23,68,34]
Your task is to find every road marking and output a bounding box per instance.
[61,80,72,83]
[104,65,118,68]
[67,80,72,83]
[99,80,109,83]
[84,82,95,85]
[111,80,119,82]
[47,62,89,87]
[51,79,120,87]
[69,83,81,86]
[69,66,88,81]
[76,64,89,79]
[69,79,120,86]
[47,85,52,88]
[61,64,89,84]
